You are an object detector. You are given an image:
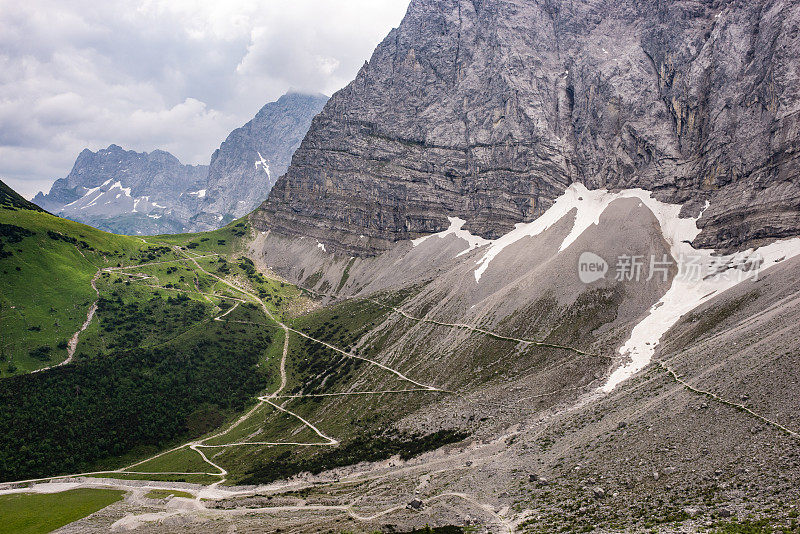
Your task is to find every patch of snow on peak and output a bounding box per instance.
[412,217,490,255]
[63,179,115,209]
[82,191,106,209]
[255,151,271,178]
[317,242,326,252]
[109,181,131,197]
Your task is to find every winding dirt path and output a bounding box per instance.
[119,248,449,485]
[367,297,593,357]
[67,271,101,360]
[296,284,591,357]
[657,360,799,439]
[32,269,101,374]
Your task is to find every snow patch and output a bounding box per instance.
[317,242,326,252]
[64,179,133,212]
[255,151,271,179]
[63,179,114,209]
[457,182,800,392]
[80,191,105,209]
[473,183,706,282]
[601,236,800,392]
[412,217,490,255]
[109,181,131,197]
[189,189,207,198]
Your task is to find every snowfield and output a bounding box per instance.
[412,217,489,254]
[59,179,173,218]
[408,183,800,392]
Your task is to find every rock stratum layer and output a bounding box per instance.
[255,0,800,256]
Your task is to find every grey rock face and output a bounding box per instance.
[33,144,207,234]
[191,92,328,228]
[255,0,800,256]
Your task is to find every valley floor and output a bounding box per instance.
[3,205,800,534]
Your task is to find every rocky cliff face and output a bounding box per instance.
[255,0,800,256]
[33,144,207,234]
[191,92,328,229]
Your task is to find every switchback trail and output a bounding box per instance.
[296,284,591,357]
[182,249,443,392]
[5,247,497,532]
[367,297,594,357]
[116,246,444,481]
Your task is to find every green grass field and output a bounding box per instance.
[152,219,249,255]
[143,489,194,500]
[0,199,300,482]
[0,488,125,534]
[122,446,216,475]
[0,206,299,377]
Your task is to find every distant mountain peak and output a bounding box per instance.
[32,90,328,235]
[190,91,327,228]
[33,144,207,233]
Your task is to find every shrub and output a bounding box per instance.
[29,346,52,361]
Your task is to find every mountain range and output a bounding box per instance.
[33,91,328,235]
[3,0,800,532]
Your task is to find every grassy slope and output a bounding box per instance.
[0,179,44,212]
[0,199,296,481]
[0,208,145,374]
[0,488,125,534]
[1,194,465,486]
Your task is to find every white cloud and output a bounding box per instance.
[0,0,409,198]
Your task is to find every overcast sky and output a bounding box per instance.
[0,0,409,199]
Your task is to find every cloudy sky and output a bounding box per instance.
[0,0,410,199]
